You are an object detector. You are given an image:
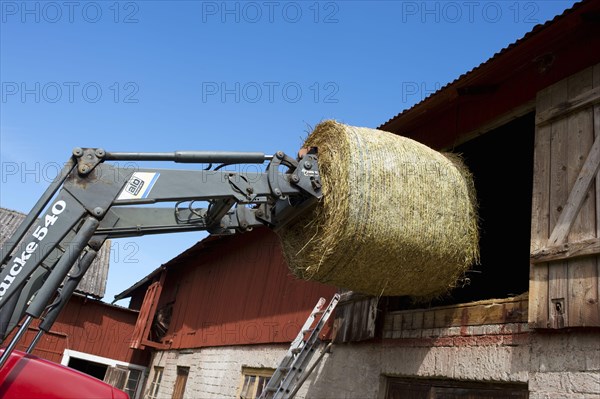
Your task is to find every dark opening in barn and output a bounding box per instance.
[447,112,535,303]
[389,112,535,309]
[67,357,108,381]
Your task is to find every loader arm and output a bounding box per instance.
[0,147,322,366]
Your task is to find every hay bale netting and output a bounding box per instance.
[277,121,479,298]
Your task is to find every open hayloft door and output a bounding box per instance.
[530,64,600,328]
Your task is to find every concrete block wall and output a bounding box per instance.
[144,326,599,398]
[146,344,288,398]
[528,332,600,399]
[303,323,599,399]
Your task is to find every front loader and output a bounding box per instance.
[0,147,322,397]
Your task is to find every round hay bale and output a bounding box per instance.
[278,121,479,298]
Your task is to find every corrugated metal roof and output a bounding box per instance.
[378,0,587,130]
[0,207,109,298]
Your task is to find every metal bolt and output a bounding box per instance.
[80,165,89,174]
[274,188,282,196]
[256,210,264,217]
[276,151,284,159]
[304,161,313,169]
[311,177,322,190]
[246,187,254,194]
[291,174,300,183]
[93,207,104,216]
[95,149,106,158]
[73,148,83,157]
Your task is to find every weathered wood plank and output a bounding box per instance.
[567,260,600,326]
[130,272,166,349]
[529,126,550,327]
[595,62,600,324]
[548,136,600,245]
[596,103,600,326]
[536,86,600,126]
[401,310,412,330]
[548,78,570,329]
[531,238,600,263]
[531,121,552,253]
[458,302,506,326]
[530,87,553,328]
[565,80,595,244]
[548,67,595,245]
[423,310,435,330]
[333,294,379,343]
[566,69,599,326]
[595,67,600,326]
[411,310,423,330]
[385,296,528,333]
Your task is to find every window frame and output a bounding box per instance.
[238,367,275,399]
[385,377,529,399]
[146,366,164,399]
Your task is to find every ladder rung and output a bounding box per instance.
[258,294,340,399]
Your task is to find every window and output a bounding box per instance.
[124,369,143,398]
[239,367,275,399]
[172,366,189,399]
[386,378,528,399]
[62,350,146,399]
[146,367,164,399]
[104,366,143,398]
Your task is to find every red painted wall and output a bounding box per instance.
[12,295,150,366]
[157,229,337,349]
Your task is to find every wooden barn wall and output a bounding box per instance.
[158,229,337,349]
[333,293,378,343]
[10,295,149,366]
[530,63,600,328]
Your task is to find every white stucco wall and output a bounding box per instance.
[302,327,599,399]
[147,344,288,398]
[145,327,599,399]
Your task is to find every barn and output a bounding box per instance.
[119,0,600,397]
[0,207,151,398]
[115,228,336,398]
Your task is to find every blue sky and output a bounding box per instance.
[0,0,578,304]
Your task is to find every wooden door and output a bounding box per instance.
[130,272,167,349]
[530,64,600,328]
[171,366,189,399]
